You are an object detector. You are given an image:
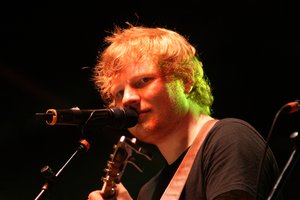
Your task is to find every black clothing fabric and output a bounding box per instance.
[137,118,280,200]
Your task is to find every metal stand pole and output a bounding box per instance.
[267,132,300,200]
[34,139,90,200]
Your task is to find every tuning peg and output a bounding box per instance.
[130,137,137,144]
[104,167,111,173]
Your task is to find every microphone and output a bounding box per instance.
[283,100,300,114]
[35,107,138,129]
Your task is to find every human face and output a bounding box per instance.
[110,62,190,144]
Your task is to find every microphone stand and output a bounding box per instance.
[267,131,300,200]
[34,139,90,200]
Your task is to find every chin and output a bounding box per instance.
[130,122,160,143]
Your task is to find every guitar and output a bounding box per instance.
[101,135,152,199]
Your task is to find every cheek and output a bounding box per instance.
[142,81,166,101]
[166,81,188,112]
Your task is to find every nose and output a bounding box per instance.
[122,86,140,108]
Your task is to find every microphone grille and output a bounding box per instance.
[110,107,138,129]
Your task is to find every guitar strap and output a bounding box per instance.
[160,119,219,200]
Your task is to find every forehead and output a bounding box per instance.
[118,63,159,79]
[110,63,160,87]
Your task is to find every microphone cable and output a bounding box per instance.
[255,100,299,200]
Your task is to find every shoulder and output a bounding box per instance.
[211,118,261,137]
[204,117,266,149]
[214,117,256,130]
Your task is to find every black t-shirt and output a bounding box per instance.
[137,118,280,200]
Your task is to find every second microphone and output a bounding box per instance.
[35,107,138,129]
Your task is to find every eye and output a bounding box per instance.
[112,89,124,104]
[115,90,124,98]
[136,77,153,88]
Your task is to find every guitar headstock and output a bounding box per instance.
[101,136,152,199]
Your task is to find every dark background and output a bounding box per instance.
[1,0,299,199]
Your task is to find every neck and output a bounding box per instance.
[156,114,213,164]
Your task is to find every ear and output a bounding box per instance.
[184,80,194,93]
